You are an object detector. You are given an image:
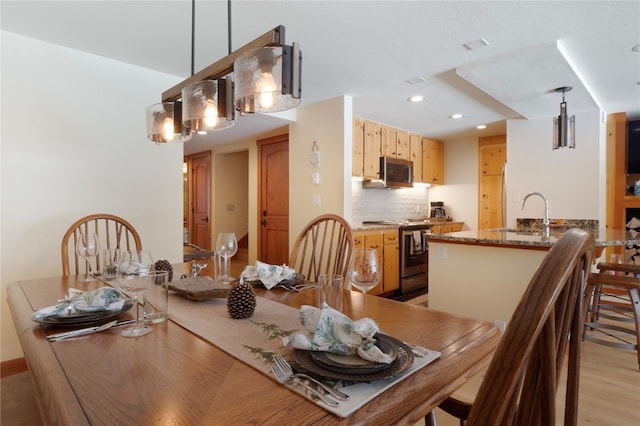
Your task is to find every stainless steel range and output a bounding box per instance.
[398,222,429,294]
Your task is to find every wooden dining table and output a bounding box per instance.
[7,274,500,425]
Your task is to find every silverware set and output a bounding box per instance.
[47,319,135,342]
[270,353,348,407]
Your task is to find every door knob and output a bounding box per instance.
[203,216,209,223]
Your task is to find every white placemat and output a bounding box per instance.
[167,292,440,418]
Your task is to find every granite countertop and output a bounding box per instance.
[353,220,464,232]
[425,223,640,249]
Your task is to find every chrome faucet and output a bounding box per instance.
[521,192,550,227]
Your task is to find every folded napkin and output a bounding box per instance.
[240,261,296,290]
[32,287,127,319]
[283,303,393,364]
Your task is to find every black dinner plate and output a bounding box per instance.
[32,300,133,327]
[309,335,397,374]
[293,334,414,382]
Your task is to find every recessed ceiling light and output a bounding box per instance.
[450,113,464,119]
[406,77,427,85]
[632,43,640,52]
[476,124,487,129]
[408,95,424,102]
[463,38,489,50]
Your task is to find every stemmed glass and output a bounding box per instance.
[215,233,238,282]
[116,250,154,338]
[76,230,100,282]
[347,248,381,317]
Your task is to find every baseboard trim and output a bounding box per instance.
[1,357,28,378]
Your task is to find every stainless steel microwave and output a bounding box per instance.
[362,156,414,189]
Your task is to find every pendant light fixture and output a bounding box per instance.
[552,86,575,149]
[146,101,191,143]
[234,42,302,114]
[180,0,236,134]
[149,0,301,144]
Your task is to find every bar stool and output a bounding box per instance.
[583,262,640,370]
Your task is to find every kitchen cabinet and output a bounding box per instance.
[352,117,364,177]
[430,222,463,234]
[363,120,382,180]
[478,135,506,230]
[381,125,397,158]
[382,230,399,293]
[395,130,410,160]
[422,137,444,184]
[353,229,399,296]
[410,133,423,183]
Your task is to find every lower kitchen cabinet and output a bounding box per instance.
[430,222,463,233]
[382,231,399,293]
[353,229,399,296]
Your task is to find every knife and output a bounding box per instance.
[47,319,132,341]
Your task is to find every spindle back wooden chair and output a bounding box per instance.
[61,214,142,277]
[426,228,594,426]
[583,262,640,369]
[289,214,354,283]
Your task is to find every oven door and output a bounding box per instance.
[400,229,428,277]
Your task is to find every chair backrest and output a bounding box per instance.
[467,228,594,426]
[289,214,354,283]
[61,214,142,276]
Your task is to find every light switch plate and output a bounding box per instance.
[312,194,321,206]
[312,172,320,185]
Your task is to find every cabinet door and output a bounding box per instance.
[363,233,384,296]
[410,133,423,183]
[478,136,506,230]
[363,120,382,180]
[383,231,399,293]
[396,130,410,160]
[352,117,365,177]
[381,125,397,158]
[422,138,444,184]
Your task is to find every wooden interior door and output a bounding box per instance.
[258,134,289,264]
[187,151,211,250]
[478,135,507,230]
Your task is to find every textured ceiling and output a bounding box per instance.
[2,1,639,154]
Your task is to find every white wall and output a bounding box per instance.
[506,110,603,226]
[289,96,352,244]
[430,109,604,231]
[428,137,479,230]
[1,32,183,361]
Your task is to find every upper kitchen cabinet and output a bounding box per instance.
[363,119,382,180]
[410,133,423,183]
[381,125,397,158]
[395,130,410,160]
[352,117,365,176]
[422,137,444,184]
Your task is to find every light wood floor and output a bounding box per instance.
[2,260,639,425]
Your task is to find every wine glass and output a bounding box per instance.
[76,230,100,282]
[116,250,154,338]
[348,248,381,317]
[215,233,238,282]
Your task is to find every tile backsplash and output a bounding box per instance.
[351,180,429,224]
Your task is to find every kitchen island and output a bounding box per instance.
[425,225,640,328]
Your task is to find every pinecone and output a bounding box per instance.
[154,259,174,282]
[227,281,256,319]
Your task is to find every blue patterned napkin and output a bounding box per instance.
[240,260,296,289]
[283,303,393,364]
[32,287,127,319]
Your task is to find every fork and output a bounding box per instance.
[270,356,339,407]
[271,354,349,401]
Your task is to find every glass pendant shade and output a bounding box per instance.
[234,45,302,114]
[182,80,235,133]
[146,102,191,143]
